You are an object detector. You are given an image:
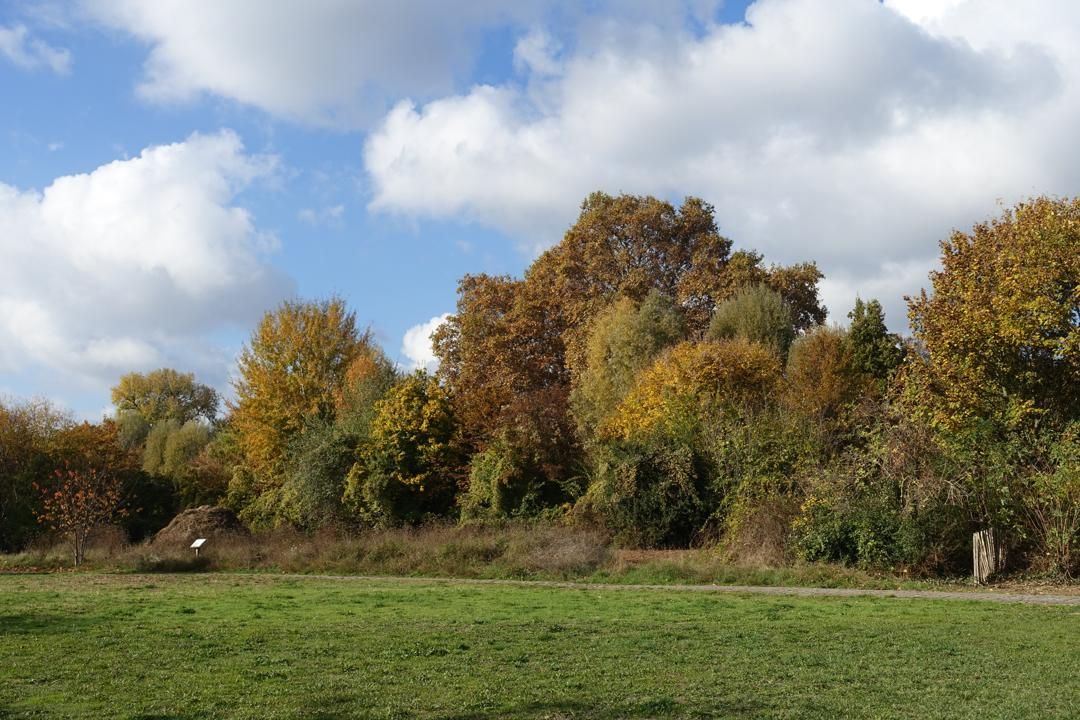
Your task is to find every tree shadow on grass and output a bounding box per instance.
[437,696,769,719]
[0,612,100,636]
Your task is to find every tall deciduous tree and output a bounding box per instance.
[434,192,824,516]
[231,298,364,489]
[111,369,219,428]
[907,197,1080,432]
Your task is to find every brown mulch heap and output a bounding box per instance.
[151,505,249,549]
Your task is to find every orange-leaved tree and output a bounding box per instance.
[33,466,127,566]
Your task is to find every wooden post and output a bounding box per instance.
[973,529,1004,584]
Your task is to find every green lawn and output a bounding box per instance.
[1,574,1077,719]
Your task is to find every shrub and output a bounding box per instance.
[586,440,710,548]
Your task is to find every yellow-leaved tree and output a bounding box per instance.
[907,197,1080,433]
[230,298,365,513]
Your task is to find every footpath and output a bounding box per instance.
[290,573,1080,606]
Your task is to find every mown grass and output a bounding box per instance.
[1,573,1078,719]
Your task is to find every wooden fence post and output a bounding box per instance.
[973,529,1005,584]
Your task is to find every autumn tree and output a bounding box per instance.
[47,419,174,540]
[344,372,462,525]
[0,397,71,552]
[433,273,575,515]
[602,339,782,442]
[112,368,219,424]
[230,297,365,499]
[907,197,1080,433]
[570,291,685,443]
[435,192,825,516]
[33,466,127,565]
[335,343,401,441]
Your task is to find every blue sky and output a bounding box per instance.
[1,0,1078,419]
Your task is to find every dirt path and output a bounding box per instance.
[276,573,1080,606]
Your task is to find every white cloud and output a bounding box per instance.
[514,29,562,77]
[0,23,71,73]
[78,0,734,127]
[79,0,555,126]
[0,130,293,388]
[365,0,1080,329]
[402,314,450,373]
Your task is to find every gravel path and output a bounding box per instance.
[282,573,1080,606]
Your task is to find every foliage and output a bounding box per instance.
[1021,426,1080,576]
[231,297,365,490]
[345,372,462,525]
[111,368,219,428]
[587,440,710,548]
[435,193,822,519]
[279,419,355,529]
[335,344,399,440]
[907,197,1080,433]
[32,466,128,565]
[707,284,796,358]
[602,339,782,442]
[569,291,685,442]
[0,397,72,552]
[142,419,216,505]
[47,419,175,542]
[847,298,904,383]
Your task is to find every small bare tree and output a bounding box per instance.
[33,466,127,566]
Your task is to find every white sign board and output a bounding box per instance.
[190,538,207,549]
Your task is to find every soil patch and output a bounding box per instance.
[151,506,249,549]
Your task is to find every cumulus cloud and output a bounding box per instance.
[77,0,733,127]
[0,23,71,73]
[365,0,1080,329]
[0,130,293,388]
[402,314,450,373]
[78,0,551,126]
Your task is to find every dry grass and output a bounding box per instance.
[1,521,613,580]
[0,520,958,590]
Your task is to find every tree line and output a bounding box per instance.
[2,193,1077,574]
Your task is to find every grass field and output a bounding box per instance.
[1,574,1078,719]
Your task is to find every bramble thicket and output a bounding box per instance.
[2,193,1077,575]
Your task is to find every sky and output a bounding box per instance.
[1,0,1078,420]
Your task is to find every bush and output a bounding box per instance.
[1022,430,1080,576]
[586,440,710,548]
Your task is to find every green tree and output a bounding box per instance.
[279,420,355,529]
[111,368,219,430]
[847,298,903,384]
[707,284,796,358]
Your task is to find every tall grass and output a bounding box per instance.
[0,520,955,590]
